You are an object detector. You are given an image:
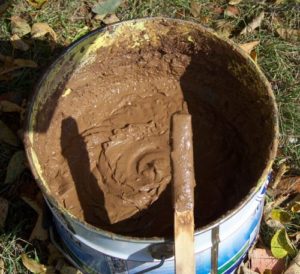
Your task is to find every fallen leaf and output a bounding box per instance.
[22,193,48,241]
[0,120,19,146]
[271,209,291,224]
[0,1,9,14]
[250,248,286,273]
[92,0,122,18]
[190,0,202,17]
[215,19,234,38]
[224,5,240,17]
[47,244,64,265]
[0,258,4,274]
[213,6,224,15]
[26,0,47,9]
[4,150,27,184]
[102,13,120,25]
[21,254,47,273]
[285,251,300,274]
[291,202,300,213]
[275,177,300,195]
[250,50,257,62]
[271,163,289,190]
[229,0,242,4]
[239,40,260,55]
[31,22,57,42]
[0,54,37,75]
[271,229,297,259]
[0,100,24,113]
[276,28,300,41]
[10,34,30,51]
[60,265,83,274]
[0,197,9,228]
[10,16,31,37]
[240,11,265,35]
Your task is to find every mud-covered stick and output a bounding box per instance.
[171,113,196,274]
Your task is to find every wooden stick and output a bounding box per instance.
[171,113,195,274]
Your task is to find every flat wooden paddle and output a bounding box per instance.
[171,113,196,274]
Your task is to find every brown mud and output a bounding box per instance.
[33,23,274,237]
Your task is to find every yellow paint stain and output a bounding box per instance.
[62,88,72,97]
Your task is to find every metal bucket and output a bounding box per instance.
[25,18,278,274]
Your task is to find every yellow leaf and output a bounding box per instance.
[271,229,297,259]
[21,254,47,274]
[276,28,300,41]
[239,40,260,55]
[0,100,24,113]
[0,258,4,274]
[190,1,202,17]
[26,0,47,9]
[31,23,57,42]
[240,11,264,35]
[229,0,242,4]
[102,13,120,25]
[0,197,9,228]
[271,209,291,224]
[10,16,31,37]
[10,34,30,51]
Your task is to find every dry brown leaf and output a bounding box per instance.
[240,11,265,35]
[0,197,9,228]
[215,19,234,38]
[102,13,120,25]
[0,100,24,113]
[31,22,57,42]
[276,28,300,41]
[275,176,300,194]
[21,254,47,273]
[0,54,37,75]
[10,16,31,37]
[239,40,260,55]
[224,5,240,17]
[250,248,286,273]
[229,0,242,4]
[190,0,202,17]
[47,244,64,265]
[272,163,289,190]
[26,0,47,9]
[0,258,4,274]
[0,1,9,14]
[60,265,83,274]
[284,251,300,274]
[250,50,257,62]
[10,34,30,51]
[22,193,48,241]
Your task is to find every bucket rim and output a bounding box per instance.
[24,16,279,244]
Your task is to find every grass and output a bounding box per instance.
[0,0,299,272]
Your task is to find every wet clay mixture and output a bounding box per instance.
[34,26,273,237]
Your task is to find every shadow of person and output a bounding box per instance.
[60,116,109,226]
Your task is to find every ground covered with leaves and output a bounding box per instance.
[0,0,299,273]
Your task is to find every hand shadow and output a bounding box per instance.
[60,116,109,226]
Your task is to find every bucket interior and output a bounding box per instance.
[27,19,277,238]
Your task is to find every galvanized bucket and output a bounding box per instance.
[25,18,278,274]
